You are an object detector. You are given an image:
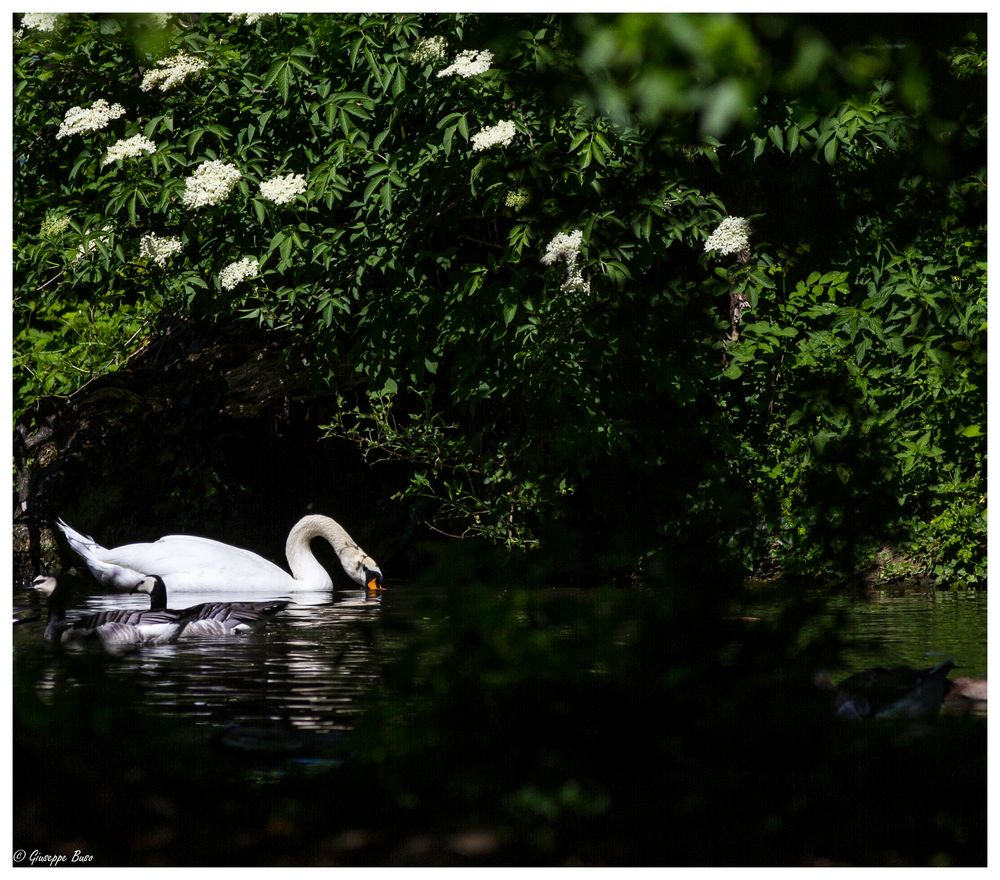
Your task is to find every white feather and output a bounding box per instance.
[57,515,382,594]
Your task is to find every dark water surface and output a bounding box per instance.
[13,580,987,866]
[14,582,986,736]
[14,588,390,738]
[828,589,987,679]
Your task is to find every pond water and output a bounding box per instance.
[13,582,987,743]
[14,588,389,741]
[826,589,987,679]
[742,586,988,680]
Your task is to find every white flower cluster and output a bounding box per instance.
[181,160,242,209]
[541,229,583,266]
[145,13,172,29]
[20,12,62,32]
[704,216,751,257]
[39,213,71,237]
[140,233,183,267]
[103,134,157,166]
[56,99,126,140]
[505,188,530,210]
[141,52,209,93]
[436,49,494,78]
[229,13,272,25]
[471,119,516,152]
[541,229,590,294]
[410,35,447,64]
[219,257,259,291]
[259,173,307,205]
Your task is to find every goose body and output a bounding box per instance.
[132,575,289,637]
[57,515,383,595]
[833,659,956,721]
[31,575,187,651]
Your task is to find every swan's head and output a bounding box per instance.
[364,565,384,597]
[31,574,59,598]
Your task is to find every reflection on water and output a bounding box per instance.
[831,589,987,679]
[744,587,988,680]
[14,583,987,744]
[15,589,386,737]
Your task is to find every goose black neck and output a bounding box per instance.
[147,577,168,611]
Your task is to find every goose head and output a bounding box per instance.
[131,575,167,603]
[31,574,59,599]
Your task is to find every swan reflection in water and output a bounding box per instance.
[26,587,386,736]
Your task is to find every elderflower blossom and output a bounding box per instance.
[703,216,751,257]
[541,229,583,266]
[229,13,273,25]
[141,52,208,93]
[505,187,530,210]
[541,229,590,294]
[436,49,494,78]
[562,264,590,295]
[140,233,183,267]
[102,134,157,166]
[39,212,71,238]
[259,173,307,205]
[181,160,242,209]
[219,257,259,291]
[410,35,447,64]
[56,99,126,140]
[471,119,516,152]
[20,12,62,32]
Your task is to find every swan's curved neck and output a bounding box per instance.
[285,515,367,589]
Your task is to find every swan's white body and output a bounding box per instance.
[57,515,382,595]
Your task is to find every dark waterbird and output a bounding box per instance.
[131,575,290,636]
[829,658,957,720]
[30,574,188,652]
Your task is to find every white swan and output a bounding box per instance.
[56,515,384,595]
[31,574,187,651]
[132,575,290,637]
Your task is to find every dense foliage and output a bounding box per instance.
[13,12,986,583]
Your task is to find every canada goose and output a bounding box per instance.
[30,574,187,651]
[57,516,384,595]
[132,575,289,636]
[832,659,956,720]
